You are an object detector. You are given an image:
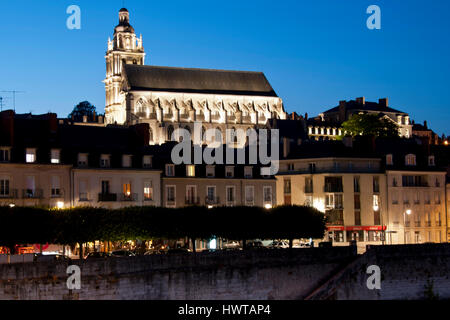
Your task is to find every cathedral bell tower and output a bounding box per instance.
[104,8,146,124]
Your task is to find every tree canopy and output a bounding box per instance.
[68,101,99,122]
[341,113,400,138]
[0,205,326,253]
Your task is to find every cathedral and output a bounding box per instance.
[103,8,287,145]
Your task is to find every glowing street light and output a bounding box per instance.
[56,201,64,209]
[264,204,272,210]
[403,209,412,244]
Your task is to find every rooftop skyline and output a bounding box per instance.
[0,0,449,135]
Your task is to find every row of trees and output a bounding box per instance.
[0,206,326,256]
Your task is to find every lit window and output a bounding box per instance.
[51,149,60,164]
[166,164,175,177]
[26,148,36,163]
[225,166,234,178]
[143,156,152,168]
[122,155,132,168]
[206,166,215,177]
[78,153,88,167]
[244,166,253,178]
[405,154,416,166]
[186,165,195,177]
[100,154,111,168]
[144,181,153,201]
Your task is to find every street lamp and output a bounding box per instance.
[403,209,412,244]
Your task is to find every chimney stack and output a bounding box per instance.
[304,112,308,120]
[356,97,365,105]
[424,120,428,129]
[339,100,346,122]
[379,98,388,108]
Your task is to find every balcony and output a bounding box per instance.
[205,196,220,205]
[324,185,343,193]
[163,113,174,121]
[185,197,200,205]
[119,193,138,202]
[22,189,43,199]
[51,189,64,199]
[0,189,18,199]
[304,186,313,194]
[325,209,344,226]
[242,115,252,123]
[79,193,89,202]
[98,193,117,202]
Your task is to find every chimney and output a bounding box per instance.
[424,120,428,129]
[339,100,346,122]
[83,115,88,123]
[356,97,365,105]
[93,111,96,122]
[283,137,290,158]
[291,112,296,120]
[304,113,308,120]
[379,98,388,108]
[0,110,15,146]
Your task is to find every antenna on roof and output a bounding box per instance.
[0,90,25,112]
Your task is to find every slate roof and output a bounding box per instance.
[324,100,405,114]
[122,64,278,97]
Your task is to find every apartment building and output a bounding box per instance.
[276,141,387,249]
[379,139,447,245]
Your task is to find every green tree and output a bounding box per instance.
[341,113,399,138]
[68,101,99,122]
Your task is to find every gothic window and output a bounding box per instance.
[167,125,174,141]
[201,126,206,142]
[149,127,153,144]
[215,127,222,143]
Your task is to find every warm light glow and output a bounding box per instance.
[9,204,15,208]
[445,141,449,146]
[209,238,217,250]
[56,201,64,209]
[373,205,379,212]
[207,205,213,209]
[264,204,272,210]
[406,209,412,215]
[313,198,325,213]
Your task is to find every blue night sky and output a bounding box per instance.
[0,0,449,135]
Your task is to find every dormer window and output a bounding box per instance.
[405,154,416,166]
[186,165,195,177]
[122,155,132,168]
[100,154,111,168]
[0,147,11,162]
[206,165,215,178]
[244,166,253,179]
[166,164,175,177]
[428,156,435,167]
[143,156,152,168]
[225,166,235,178]
[26,148,36,163]
[51,149,61,164]
[386,154,393,166]
[78,153,88,167]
